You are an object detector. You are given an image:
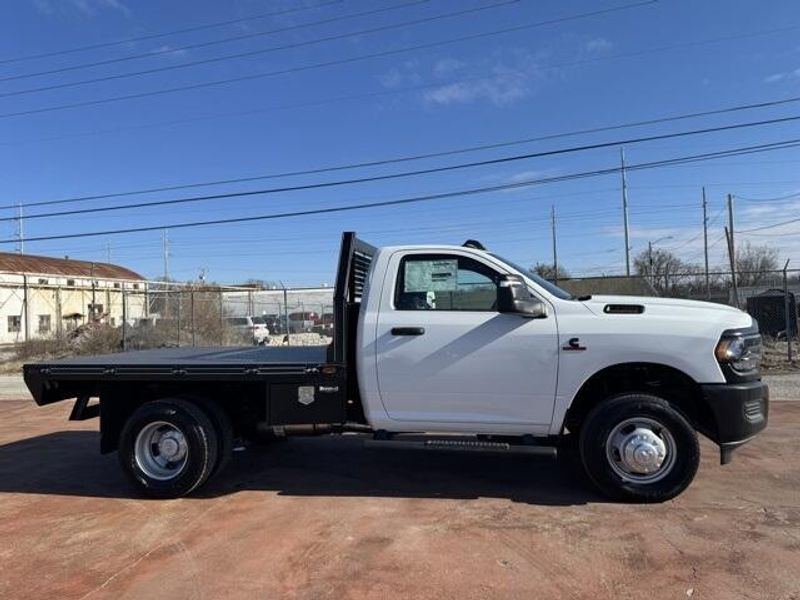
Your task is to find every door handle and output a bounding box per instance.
[391,327,425,336]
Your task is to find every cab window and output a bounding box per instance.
[395,254,500,311]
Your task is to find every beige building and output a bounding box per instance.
[0,253,148,344]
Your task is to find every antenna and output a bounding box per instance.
[462,239,486,250]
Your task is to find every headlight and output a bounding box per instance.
[715,334,762,372]
[715,337,745,362]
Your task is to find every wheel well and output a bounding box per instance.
[563,363,707,434]
[98,382,258,453]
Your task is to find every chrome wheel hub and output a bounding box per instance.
[605,417,676,484]
[157,431,187,462]
[134,421,189,481]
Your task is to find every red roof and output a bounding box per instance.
[0,252,143,280]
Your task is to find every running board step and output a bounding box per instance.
[363,438,556,456]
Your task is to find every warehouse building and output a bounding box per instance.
[0,253,148,344]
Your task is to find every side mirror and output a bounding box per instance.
[497,275,547,318]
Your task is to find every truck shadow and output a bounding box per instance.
[0,431,604,506]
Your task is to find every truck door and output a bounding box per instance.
[374,251,558,428]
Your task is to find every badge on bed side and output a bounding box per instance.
[298,386,316,406]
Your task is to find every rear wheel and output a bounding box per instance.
[189,396,233,477]
[579,393,699,502]
[119,398,219,498]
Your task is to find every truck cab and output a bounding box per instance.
[23,232,768,502]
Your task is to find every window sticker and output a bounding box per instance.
[404,259,458,292]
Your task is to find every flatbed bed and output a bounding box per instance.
[33,346,330,367]
[25,345,337,405]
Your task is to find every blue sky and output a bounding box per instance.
[1,0,799,285]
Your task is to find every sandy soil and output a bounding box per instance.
[0,396,798,600]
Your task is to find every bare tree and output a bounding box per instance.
[244,278,280,289]
[633,248,686,295]
[531,262,570,281]
[735,242,779,287]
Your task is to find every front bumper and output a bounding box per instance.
[698,380,769,464]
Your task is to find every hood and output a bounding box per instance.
[580,295,753,330]
[583,295,742,314]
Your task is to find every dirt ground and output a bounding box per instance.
[1,396,799,600]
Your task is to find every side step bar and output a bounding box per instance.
[363,438,557,457]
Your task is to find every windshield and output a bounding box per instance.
[489,253,574,300]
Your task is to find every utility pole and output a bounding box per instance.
[162,229,171,317]
[551,205,559,284]
[727,194,737,306]
[162,229,171,281]
[14,202,24,254]
[620,148,631,276]
[784,259,793,362]
[702,187,710,299]
[106,242,112,264]
[90,262,97,321]
[725,226,739,308]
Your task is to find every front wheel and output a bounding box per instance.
[118,398,219,498]
[579,393,700,503]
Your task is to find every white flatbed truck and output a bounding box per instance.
[24,232,768,502]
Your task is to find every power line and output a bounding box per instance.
[0,71,516,148]
[734,191,800,202]
[11,5,800,101]
[28,189,653,252]
[0,0,435,86]
[6,98,800,211]
[8,6,800,109]
[6,63,800,152]
[738,214,800,234]
[0,0,342,66]
[661,204,726,252]
[4,138,800,246]
[0,0,658,120]
[5,114,800,223]
[739,229,800,237]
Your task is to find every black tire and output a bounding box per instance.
[579,393,700,503]
[189,397,234,478]
[118,398,219,499]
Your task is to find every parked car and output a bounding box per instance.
[313,312,335,335]
[287,311,319,333]
[224,316,269,345]
[261,313,281,333]
[23,232,768,501]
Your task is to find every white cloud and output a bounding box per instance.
[33,0,130,17]
[763,68,800,84]
[152,45,188,59]
[379,49,551,108]
[504,170,545,185]
[433,58,466,76]
[585,37,613,53]
[378,59,422,89]
[422,68,531,107]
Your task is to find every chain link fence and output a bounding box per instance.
[4,269,797,364]
[120,284,336,350]
[1,280,337,358]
